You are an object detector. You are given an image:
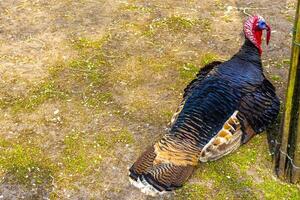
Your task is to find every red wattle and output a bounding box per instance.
[254,30,263,55]
[266,24,271,45]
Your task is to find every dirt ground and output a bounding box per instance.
[0,0,299,199]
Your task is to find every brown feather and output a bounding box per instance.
[129,146,156,180]
[129,135,200,192]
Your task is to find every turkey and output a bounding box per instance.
[129,15,280,195]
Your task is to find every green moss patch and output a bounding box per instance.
[13,81,68,112]
[62,128,135,174]
[261,180,300,200]
[0,81,68,112]
[0,138,55,187]
[62,132,97,174]
[177,183,207,200]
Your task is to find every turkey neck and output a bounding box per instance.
[233,38,262,67]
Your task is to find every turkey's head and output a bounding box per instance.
[243,15,271,55]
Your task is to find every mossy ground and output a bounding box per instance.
[0,0,299,199]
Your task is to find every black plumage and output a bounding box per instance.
[171,39,279,147]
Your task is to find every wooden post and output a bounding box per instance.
[275,0,300,183]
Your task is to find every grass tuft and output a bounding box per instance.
[178,53,220,83]
[271,75,281,82]
[120,4,153,13]
[71,35,111,53]
[143,16,211,36]
[113,129,135,144]
[179,63,200,80]
[200,53,220,66]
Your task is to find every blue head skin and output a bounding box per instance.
[258,19,267,30]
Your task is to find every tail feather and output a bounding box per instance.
[129,138,199,195]
[129,146,156,181]
[141,163,195,191]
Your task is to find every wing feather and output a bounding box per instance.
[239,79,280,143]
[169,61,222,128]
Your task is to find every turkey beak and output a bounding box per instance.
[266,24,271,45]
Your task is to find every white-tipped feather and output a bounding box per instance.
[129,176,167,196]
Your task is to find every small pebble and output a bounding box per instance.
[54,109,60,115]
